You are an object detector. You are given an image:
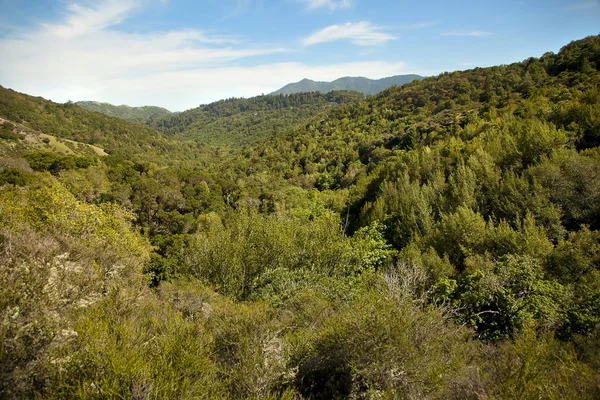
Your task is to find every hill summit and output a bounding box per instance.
[270,74,423,96]
[75,101,172,124]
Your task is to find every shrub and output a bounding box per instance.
[289,287,479,399]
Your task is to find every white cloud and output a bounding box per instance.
[61,61,410,111]
[300,0,351,11]
[0,0,289,108]
[441,31,494,37]
[0,1,411,111]
[0,28,285,84]
[42,0,141,39]
[302,21,396,46]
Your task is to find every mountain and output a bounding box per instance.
[270,74,424,96]
[75,101,173,124]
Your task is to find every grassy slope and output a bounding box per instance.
[0,86,200,165]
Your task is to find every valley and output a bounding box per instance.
[1,34,600,399]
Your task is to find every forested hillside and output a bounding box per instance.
[149,90,364,150]
[75,101,173,124]
[1,35,600,399]
[0,86,200,165]
[270,74,424,96]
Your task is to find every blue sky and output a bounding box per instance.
[0,0,598,111]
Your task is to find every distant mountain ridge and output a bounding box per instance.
[75,101,172,124]
[270,74,424,96]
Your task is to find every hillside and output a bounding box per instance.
[0,116,107,157]
[76,101,173,124]
[2,35,600,399]
[0,86,198,165]
[150,90,364,150]
[270,74,423,96]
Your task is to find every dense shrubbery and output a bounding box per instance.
[2,35,600,398]
[0,179,150,397]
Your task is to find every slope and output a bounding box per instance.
[0,86,198,165]
[249,35,600,194]
[270,74,423,96]
[0,116,107,157]
[150,90,364,150]
[76,101,173,124]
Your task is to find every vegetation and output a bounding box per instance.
[1,34,600,398]
[0,87,199,165]
[75,101,173,124]
[150,90,365,150]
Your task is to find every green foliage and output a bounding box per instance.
[180,209,393,301]
[428,206,487,268]
[529,148,600,230]
[0,167,30,186]
[56,283,226,399]
[0,121,21,140]
[24,151,97,174]
[481,327,600,399]
[150,91,364,150]
[549,226,600,283]
[2,34,600,398]
[288,288,478,399]
[58,164,111,203]
[0,180,150,270]
[449,255,567,340]
[75,100,172,123]
[0,178,150,398]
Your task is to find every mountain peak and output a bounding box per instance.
[270,74,423,96]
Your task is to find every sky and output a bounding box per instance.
[0,0,598,111]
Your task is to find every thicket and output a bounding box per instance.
[1,35,600,398]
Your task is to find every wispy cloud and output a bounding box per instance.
[398,21,438,30]
[42,0,141,38]
[0,1,411,110]
[567,0,599,10]
[441,31,494,37]
[0,0,289,108]
[302,21,396,46]
[221,0,255,20]
[299,0,352,11]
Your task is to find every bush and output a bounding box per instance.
[481,327,600,399]
[0,168,30,186]
[288,287,479,399]
[184,209,394,300]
